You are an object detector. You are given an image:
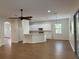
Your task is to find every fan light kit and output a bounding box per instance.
[48,10,51,13]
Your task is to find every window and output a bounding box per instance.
[55,24,62,34]
[71,21,74,34]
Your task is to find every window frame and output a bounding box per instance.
[54,24,62,34]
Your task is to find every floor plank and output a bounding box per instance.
[0,40,77,59]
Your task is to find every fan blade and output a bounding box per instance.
[24,18,32,20]
[22,16,32,19]
[8,16,32,20]
[19,16,32,20]
[8,17,19,19]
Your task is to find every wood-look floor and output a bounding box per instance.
[0,40,77,59]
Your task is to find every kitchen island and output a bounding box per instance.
[23,30,51,43]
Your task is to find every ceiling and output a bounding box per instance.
[0,0,78,21]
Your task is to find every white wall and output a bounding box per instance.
[17,20,24,42]
[22,20,29,34]
[51,19,69,40]
[30,22,51,31]
[10,20,30,43]
[4,22,11,37]
[10,20,19,43]
[0,18,5,46]
[4,22,11,45]
[30,18,69,40]
[69,17,75,51]
[0,19,22,45]
[30,22,52,39]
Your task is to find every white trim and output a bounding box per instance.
[23,40,47,44]
[69,40,75,51]
[31,40,47,43]
[23,41,32,43]
[12,41,18,43]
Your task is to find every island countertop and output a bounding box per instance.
[29,30,51,32]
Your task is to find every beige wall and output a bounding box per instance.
[75,0,79,9]
[0,19,4,46]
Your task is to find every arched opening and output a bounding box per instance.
[4,22,11,46]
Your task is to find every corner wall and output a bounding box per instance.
[69,17,75,51]
[0,18,5,46]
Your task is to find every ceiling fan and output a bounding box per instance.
[8,9,32,20]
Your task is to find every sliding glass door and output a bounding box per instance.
[74,10,79,56]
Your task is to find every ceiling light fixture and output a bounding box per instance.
[48,10,51,13]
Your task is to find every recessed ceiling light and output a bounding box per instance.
[48,10,51,13]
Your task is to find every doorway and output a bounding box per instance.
[4,22,11,46]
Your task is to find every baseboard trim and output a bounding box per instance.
[69,40,75,52]
[0,43,4,47]
[12,41,18,43]
[23,40,47,44]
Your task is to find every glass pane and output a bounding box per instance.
[55,24,62,29]
[55,24,62,34]
[56,29,62,34]
[76,12,79,56]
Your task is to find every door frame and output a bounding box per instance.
[74,10,79,55]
